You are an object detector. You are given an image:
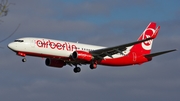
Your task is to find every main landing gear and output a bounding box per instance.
[73,63,97,73]
[73,66,81,73]
[90,63,97,69]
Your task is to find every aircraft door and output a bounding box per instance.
[31,39,35,48]
[133,52,137,62]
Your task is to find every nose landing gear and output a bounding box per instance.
[17,52,26,62]
[22,58,26,62]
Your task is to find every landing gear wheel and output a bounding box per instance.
[90,63,97,69]
[22,58,26,62]
[73,67,81,73]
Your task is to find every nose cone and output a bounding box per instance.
[8,42,16,50]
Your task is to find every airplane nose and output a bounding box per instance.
[7,43,15,50]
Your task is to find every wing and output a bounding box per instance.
[90,37,153,59]
[89,25,160,60]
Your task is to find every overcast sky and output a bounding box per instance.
[0,0,180,101]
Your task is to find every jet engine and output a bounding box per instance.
[72,51,93,61]
[45,58,66,68]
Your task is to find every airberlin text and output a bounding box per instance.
[36,39,77,51]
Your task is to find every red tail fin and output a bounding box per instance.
[131,22,160,54]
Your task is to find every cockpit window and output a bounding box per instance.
[14,40,24,42]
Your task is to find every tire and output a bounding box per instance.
[73,67,81,73]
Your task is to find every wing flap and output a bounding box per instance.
[90,37,153,59]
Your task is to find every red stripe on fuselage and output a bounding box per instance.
[15,51,151,66]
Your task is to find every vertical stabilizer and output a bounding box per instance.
[130,22,160,54]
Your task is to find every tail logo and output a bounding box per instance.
[141,28,155,50]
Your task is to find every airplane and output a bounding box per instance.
[7,22,176,73]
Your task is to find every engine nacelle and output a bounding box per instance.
[72,51,93,61]
[45,58,66,68]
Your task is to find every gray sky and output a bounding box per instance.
[0,0,180,101]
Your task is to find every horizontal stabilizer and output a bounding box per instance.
[144,49,177,58]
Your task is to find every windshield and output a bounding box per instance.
[14,40,24,42]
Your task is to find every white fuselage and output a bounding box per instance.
[8,37,127,59]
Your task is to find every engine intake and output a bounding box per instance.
[72,51,93,61]
[45,58,66,68]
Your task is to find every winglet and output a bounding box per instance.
[137,22,157,41]
[151,26,160,39]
